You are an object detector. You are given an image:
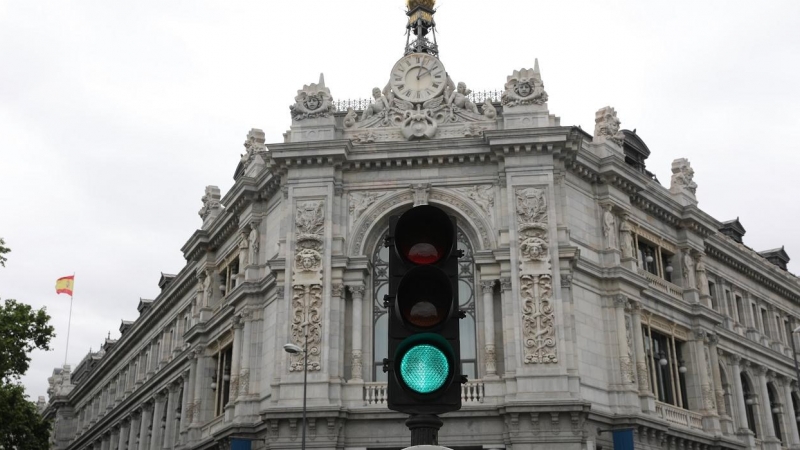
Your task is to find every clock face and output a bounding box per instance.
[390,53,446,103]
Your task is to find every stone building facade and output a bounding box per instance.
[42,2,800,450]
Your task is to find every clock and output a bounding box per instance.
[389,53,446,103]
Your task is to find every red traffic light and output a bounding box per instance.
[394,205,455,265]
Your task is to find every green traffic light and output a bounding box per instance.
[400,344,450,394]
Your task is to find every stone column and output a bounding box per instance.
[350,285,366,381]
[239,312,253,398]
[178,369,191,442]
[110,428,120,450]
[630,301,655,413]
[101,432,110,450]
[163,384,179,449]
[613,296,634,385]
[118,419,130,450]
[780,377,800,448]
[709,336,734,435]
[229,316,243,418]
[756,365,780,448]
[190,346,206,427]
[149,392,166,450]
[499,278,516,375]
[730,356,750,431]
[137,403,153,450]
[127,411,140,450]
[481,280,497,377]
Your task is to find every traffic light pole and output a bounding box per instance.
[406,414,443,446]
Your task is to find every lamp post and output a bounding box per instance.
[284,323,308,450]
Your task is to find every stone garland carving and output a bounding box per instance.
[670,158,697,195]
[502,65,548,107]
[704,346,716,411]
[349,191,387,222]
[290,74,335,121]
[516,187,557,364]
[593,107,625,146]
[238,369,250,395]
[455,185,494,216]
[289,201,326,372]
[624,314,635,384]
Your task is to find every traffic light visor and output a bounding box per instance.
[394,205,454,265]
[396,265,453,329]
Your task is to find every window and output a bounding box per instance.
[212,345,233,416]
[642,326,688,408]
[761,307,769,337]
[638,241,658,276]
[741,374,758,437]
[219,257,239,297]
[735,294,745,324]
[708,281,718,311]
[372,228,478,381]
[768,383,783,443]
[750,302,759,330]
[636,238,675,282]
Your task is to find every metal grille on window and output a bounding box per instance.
[372,229,477,381]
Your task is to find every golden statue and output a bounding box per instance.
[407,0,436,9]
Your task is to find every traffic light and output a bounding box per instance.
[385,205,463,416]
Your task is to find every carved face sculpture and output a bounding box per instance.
[372,88,382,99]
[516,82,532,97]
[457,82,466,94]
[306,95,321,111]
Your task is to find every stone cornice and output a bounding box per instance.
[343,138,495,171]
[485,126,586,159]
[266,139,352,174]
[705,234,800,303]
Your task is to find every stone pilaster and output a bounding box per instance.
[163,384,179,449]
[149,392,166,450]
[481,280,497,377]
[629,301,656,413]
[349,285,365,381]
[780,377,800,449]
[137,403,152,450]
[178,369,191,443]
[613,296,635,386]
[127,410,140,450]
[756,365,782,450]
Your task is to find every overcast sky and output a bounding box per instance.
[1,0,799,400]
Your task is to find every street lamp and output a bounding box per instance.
[284,325,308,450]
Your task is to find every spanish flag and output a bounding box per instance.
[55,275,75,296]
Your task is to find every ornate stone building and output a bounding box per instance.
[42,2,800,450]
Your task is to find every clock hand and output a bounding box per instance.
[416,66,433,80]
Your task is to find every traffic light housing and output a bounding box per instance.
[385,205,462,415]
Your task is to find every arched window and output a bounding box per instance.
[372,229,478,381]
[742,373,758,437]
[768,382,783,443]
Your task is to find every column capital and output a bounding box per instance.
[480,280,496,294]
[707,333,719,345]
[730,353,742,365]
[331,283,345,298]
[348,284,366,298]
[560,274,573,288]
[168,381,182,393]
[231,315,244,329]
[499,277,512,292]
[754,364,768,376]
[613,295,628,308]
[692,327,707,341]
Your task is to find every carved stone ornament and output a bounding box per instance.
[601,204,618,250]
[290,200,326,372]
[248,219,260,266]
[198,185,222,220]
[239,128,266,172]
[349,191,387,222]
[593,106,625,146]
[290,74,335,121]
[516,188,550,265]
[455,185,494,215]
[670,158,698,195]
[682,250,697,290]
[502,62,548,107]
[520,274,557,364]
[412,183,431,206]
[343,107,358,128]
[619,218,635,259]
[482,98,497,119]
[290,284,323,372]
[695,254,710,295]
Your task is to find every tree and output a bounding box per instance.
[0,238,55,449]
[0,237,9,267]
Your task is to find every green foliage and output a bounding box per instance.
[0,237,9,267]
[0,298,55,382]
[0,383,51,450]
[0,240,54,448]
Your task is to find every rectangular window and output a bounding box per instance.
[219,259,240,297]
[734,294,745,324]
[639,241,659,276]
[213,345,234,417]
[642,326,688,408]
[761,308,770,338]
[708,281,718,311]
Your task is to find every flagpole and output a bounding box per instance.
[64,272,75,366]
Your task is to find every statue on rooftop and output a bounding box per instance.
[446,82,480,114]
[594,106,625,146]
[670,158,698,195]
[361,87,392,121]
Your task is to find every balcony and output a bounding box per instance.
[638,269,683,301]
[363,380,485,405]
[655,401,703,430]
